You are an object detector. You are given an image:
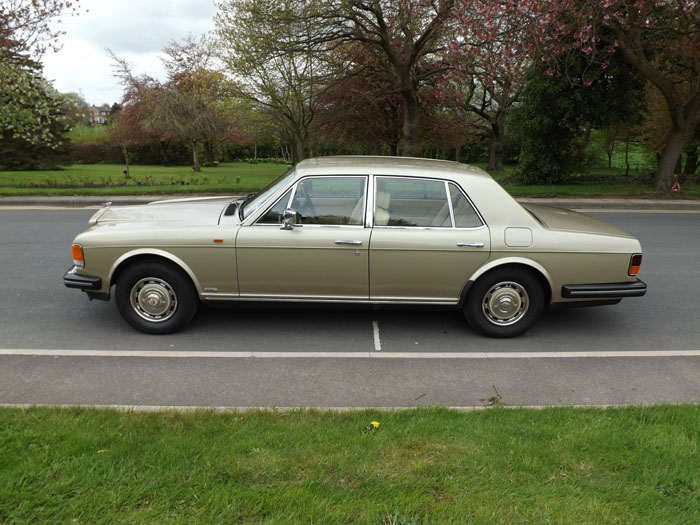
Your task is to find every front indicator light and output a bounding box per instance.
[628,253,642,276]
[72,244,85,268]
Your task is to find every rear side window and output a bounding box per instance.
[375,177,451,227]
[449,183,482,228]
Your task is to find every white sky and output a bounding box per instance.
[42,0,217,107]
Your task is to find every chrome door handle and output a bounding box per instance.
[335,240,363,245]
[457,242,484,248]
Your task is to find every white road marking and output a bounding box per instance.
[0,206,101,210]
[372,321,381,351]
[2,349,700,359]
[572,208,700,214]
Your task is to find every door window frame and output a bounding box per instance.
[252,175,369,229]
[371,175,486,231]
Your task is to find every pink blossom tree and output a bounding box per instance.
[518,0,700,189]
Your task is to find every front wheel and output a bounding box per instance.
[115,261,198,334]
[464,268,545,338]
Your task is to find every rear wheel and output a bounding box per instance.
[115,261,198,334]
[464,268,545,338]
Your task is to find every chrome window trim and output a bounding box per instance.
[250,223,367,229]
[444,180,456,228]
[371,224,488,232]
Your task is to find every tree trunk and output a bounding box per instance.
[122,145,130,178]
[487,133,504,171]
[203,140,214,164]
[683,146,698,175]
[159,141,169,166]
[192,140,201,172]
[487,112,505,172]
[401,90,421,157]
[655,128,688,189]
[390,142,398,156]
[253,142,258,162]
[294,132,306,164]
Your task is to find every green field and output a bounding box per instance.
[68,124,112,144]
[0,162,291,196]
[1,405,698,523]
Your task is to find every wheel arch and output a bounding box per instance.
[459,258,553,307]
[108,249,202,293]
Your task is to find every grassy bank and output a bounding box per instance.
[1,405,698,523]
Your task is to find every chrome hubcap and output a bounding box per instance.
[130,277,177,323]
[482,281,529,326]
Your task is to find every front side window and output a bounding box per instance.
[375,177,451,227]
[289,176,367,225]
[257,188,293,224]
[242,167,296,219]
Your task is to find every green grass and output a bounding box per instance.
[0,162,291,196]
[1,405,698,523]
[67,124,113,144]
[506,183,700,198]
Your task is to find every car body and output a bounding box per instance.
[64,156,646,337]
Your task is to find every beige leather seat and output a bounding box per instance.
[431,200,451,227]
[374,190,391,225]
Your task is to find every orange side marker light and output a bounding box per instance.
[72,244,85,267]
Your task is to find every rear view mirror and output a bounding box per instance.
[281,208,298,230]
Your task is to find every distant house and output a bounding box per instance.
[87,106,109,125]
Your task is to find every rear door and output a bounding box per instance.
[369,176,490,302]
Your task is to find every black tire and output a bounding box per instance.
[464,267,545,338]
[115,261,198,334]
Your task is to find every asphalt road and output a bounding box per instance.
[1,208,699,408]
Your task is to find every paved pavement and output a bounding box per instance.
[2,193,700,210]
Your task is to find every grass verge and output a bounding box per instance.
[1,405,698,523]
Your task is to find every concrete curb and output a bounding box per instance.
[2,194,700,210]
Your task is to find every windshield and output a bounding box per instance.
[241,167,296,220]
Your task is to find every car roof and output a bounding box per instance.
[294,156,493,180]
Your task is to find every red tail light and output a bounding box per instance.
[628,254,642,276]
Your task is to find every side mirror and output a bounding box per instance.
[280,208,298,230]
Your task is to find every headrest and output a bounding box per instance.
[376,190,391,209]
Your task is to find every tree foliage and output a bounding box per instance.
[1,0,81,165]
[518,0,700,188]
[216,0,336,163]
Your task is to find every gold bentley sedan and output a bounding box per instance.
[64,156,646,337]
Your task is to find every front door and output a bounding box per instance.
[236,176,371,299]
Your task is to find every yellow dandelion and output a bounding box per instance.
[371,421,380,428]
